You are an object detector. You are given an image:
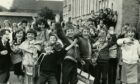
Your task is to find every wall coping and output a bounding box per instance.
[0,12,37,17]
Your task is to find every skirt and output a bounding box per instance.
[121,62,138,83]
[14,62,24,76]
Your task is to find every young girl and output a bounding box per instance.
[10,29,25,83]
[117,28,139,84]
[19,29,41,84]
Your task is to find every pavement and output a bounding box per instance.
[8,64,140,84]
[9,72,20,84]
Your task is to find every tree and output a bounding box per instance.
[38,7,55,20]
[9,7,17,12]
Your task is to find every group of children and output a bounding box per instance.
[0,11,139,84]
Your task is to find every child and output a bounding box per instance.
[0,29,11,83]
[37,33,78,84]
[35,19,50,42]
[77,26,95,77]
[93,29,112,84]
[10,29,25,83]
[117,28,139,84]
[55,14,79,84]
[19,29,41,84]
[107,26,118,84]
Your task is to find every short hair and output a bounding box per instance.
[49,33,58,40]
[98,29,107,37]
[21,19,28,24]
[124,23,130,26]
[0,29,10,37]
[13,29,26,41]
[81,25,90,32]
[3,20,11,27]
[64,24,74,33]
[87,18,93,22]
[126,27,136,33]
[26,29,37,37]
[36,19,49,28]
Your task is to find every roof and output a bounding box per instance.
[11,0,63,13]
[0,12,37,17]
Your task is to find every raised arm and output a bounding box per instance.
[65,39,78,51]
[55,14,70,45]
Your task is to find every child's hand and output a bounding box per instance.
[73,39,78,45]
[124,38,133,44]
[45,46,54,55]
[0,50,8,55]
[55,14,60,23]
[81,60,85,65]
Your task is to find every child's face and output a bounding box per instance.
[82,29,90,37]
[13,23,17,27]
[4,22,10,27]
[98,30,106,37]
[108,27,115,34]
[51,23,55,30]
[90,29,95,36]
[27,33,35,41]
[22,23,27,27]
[127,31,135,38]
[99,20,103,24]
[49,36,57,44]
[79,27,83,32]
[99,37,106,43]
[16,31,24,40]
[38,23,45,29]
[2,31,10,42]
[109,27,114,31]
[66,29,74,38]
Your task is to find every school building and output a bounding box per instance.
[63,0,140,34]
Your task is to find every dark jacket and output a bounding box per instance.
[0,39,12,73]
[40,48,67,72]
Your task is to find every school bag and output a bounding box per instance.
[77,68,95,84]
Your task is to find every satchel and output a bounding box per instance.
[33,53,45,78]
[77,68,95,84]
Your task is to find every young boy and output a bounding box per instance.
[107,26,118,84]
[37,33,78,84]
[55,16,80,84]
[0,29,11,83]
[117,28,139,84]
[19,29,41,84]
[77,26,95,77]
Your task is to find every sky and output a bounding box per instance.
[0,0,14,9]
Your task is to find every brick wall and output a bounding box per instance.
[122,0,139,27]
[112,0,139,35]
